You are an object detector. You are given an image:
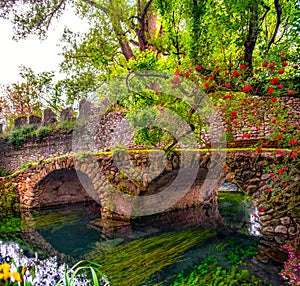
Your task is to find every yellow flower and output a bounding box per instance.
[0,262,23,282]
[12,272,23,282]
[0,262,12,281]
[0,262,11,273]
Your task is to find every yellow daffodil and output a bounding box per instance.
[12,271,23,282]
[0,262,11,280]
[0,262,23,282]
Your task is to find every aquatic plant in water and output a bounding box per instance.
[87,228,217,286]
[171,256,270,286]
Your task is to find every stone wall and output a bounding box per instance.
[1,96,299,173]
[226,150,299,241]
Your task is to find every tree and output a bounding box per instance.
[0,65,61,123]
[1,0,299,105]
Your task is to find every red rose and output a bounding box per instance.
[230,111,237,119]
[288,90,294,95]
[243,133,250,138]
[184,72,190,77]
[225,83,231,88]
[278,69,284,74]
[270,77,279,85]
[280,51,285,56]
[278,83,284,89]
[240,64,247,69]
[277,134,283,140]
[262,61,268,67]
[196,65,202,71]
[242,85,253,93]
[205,82,210,89]
[256,147,262,152]
[210,75,215,81]
[232,70,240,77]
[268,87,275,94]
[282,62,288,67]
[268,63,275,68]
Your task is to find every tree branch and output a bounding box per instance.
[267,0,282,51]
[38,0,66,30]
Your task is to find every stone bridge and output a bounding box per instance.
[7,149,299,242]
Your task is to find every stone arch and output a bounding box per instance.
[13,156,97,208]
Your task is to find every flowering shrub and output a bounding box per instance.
[280,240,300,285]
[169,52,299,284]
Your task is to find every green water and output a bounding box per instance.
[0,193,284,285]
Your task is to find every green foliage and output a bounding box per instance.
[57,119,76,133]
[225,238,258,265]
[171,256,270,286]
[55,260,109,286]
[36,125,52,140]
[20,162,33,169]
[8,126,37,148]
[0,181,18,218]
[0,170,11,177]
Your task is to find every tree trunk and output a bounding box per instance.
[244,0,260,77]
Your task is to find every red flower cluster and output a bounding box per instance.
[270,77,279,85]
[223,94,233,99]
[232,70,240,77]
[243,133,251,138]
[288,138,297,145]
[268,87,275,94]
[230,111,237,119]
[242,85,253,93]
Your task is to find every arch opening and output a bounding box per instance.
[36,169,97,208]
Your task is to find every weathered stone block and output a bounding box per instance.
[43,108,57,125]
[280,216,291,225]
[14,116,28,129]
[78,99,93,120]
[60,107,74,122]
[29,115,42,126]
[274,225,287,234]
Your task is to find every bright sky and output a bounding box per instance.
[0,8,89,85]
